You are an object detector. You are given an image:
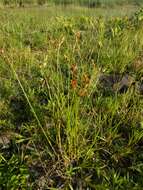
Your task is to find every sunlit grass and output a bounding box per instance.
[0,4,139,18]
[0,5,143,190]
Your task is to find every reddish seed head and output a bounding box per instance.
[71,79,77,89]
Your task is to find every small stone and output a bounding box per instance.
[98,74,135,94]
[114,75,135,93]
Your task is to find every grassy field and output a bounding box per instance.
[0,4,143,190]
[1,0,143,7]
[0,4,139,18]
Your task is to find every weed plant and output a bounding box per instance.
[0,6,143,190]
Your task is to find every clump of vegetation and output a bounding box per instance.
[0,4,143,190]
[1,0,143,7]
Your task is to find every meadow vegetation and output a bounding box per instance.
[0,3,143,190]
[0,0,143,7]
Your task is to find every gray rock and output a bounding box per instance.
[98,74,135,94]
[115,75,135,93]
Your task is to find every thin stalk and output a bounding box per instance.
[8,57,57,156]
